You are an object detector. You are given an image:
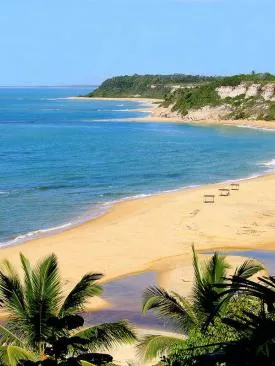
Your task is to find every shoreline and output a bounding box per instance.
[71,96,275,131]
[137,115,275,131]
[1,172,275,312]
[0,170,268,250]
[2,95,275,316]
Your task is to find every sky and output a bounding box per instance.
[0,0,274,85]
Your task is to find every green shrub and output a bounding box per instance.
[166,296,260,366]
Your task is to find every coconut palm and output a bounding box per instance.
[190,274,275,365]
[0,254,136,365]
[138,246,263,362]
[0,345,38,366]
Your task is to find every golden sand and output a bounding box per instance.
[1,173,275,301]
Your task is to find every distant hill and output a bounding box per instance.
[85,74,219,99]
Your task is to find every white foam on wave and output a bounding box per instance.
[101,184,202,208]
[232,124,275,133]
[41,108,61,111]
[223,173,262,184]
[111,109,130,112]
[112,109,148,113]
[257,159,275,173]
[44,98,67,101]
[260,159,275,167]
[0,222,72,248]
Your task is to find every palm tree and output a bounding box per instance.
[0,254,136,365]
[138,246,263,362]
[190,274,275,365]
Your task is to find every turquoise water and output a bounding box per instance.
[1,87,275,245]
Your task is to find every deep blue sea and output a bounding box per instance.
[1,87,275,246]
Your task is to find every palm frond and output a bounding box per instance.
[137,334,185,361]
[80,361,96,366]
[222,317,253,333]
[59,273,103,316]
[0,259,20,280]
[208,274,275,329]
[20,254,34,295]
[216,275,275,306]
[192,280,221,321]
[0,325,25,347]
[0,264,26,320]
[0,259,24,303]
[33,253,62,311]
[203,253,230,284]
[192,245,202,288]
[142,286,196,331]
[171,291,199,326]
[191,249,230,319]
[0,345,37,366]
[193,253,232,320]
[234,259,264,279]
[257,276,275,290]
[74,321,136,351]
[25,254,62,347]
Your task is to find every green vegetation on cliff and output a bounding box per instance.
[163,73,275,121]
[87,74,218,99]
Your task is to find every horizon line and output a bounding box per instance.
[0,84,98,88]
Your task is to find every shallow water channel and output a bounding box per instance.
[84,250,275,329]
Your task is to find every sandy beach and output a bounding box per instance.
[1,172,275,308]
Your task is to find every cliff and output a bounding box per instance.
[160,74,275,121]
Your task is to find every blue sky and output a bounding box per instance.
[0,0,274,85]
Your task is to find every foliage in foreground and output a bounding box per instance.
[166,296,261,365]
[0,254,136,365]
[157,266,275,365]
[138,246,263,364]
[188,274,275,366]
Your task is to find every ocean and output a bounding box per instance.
[1,87,275,246]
